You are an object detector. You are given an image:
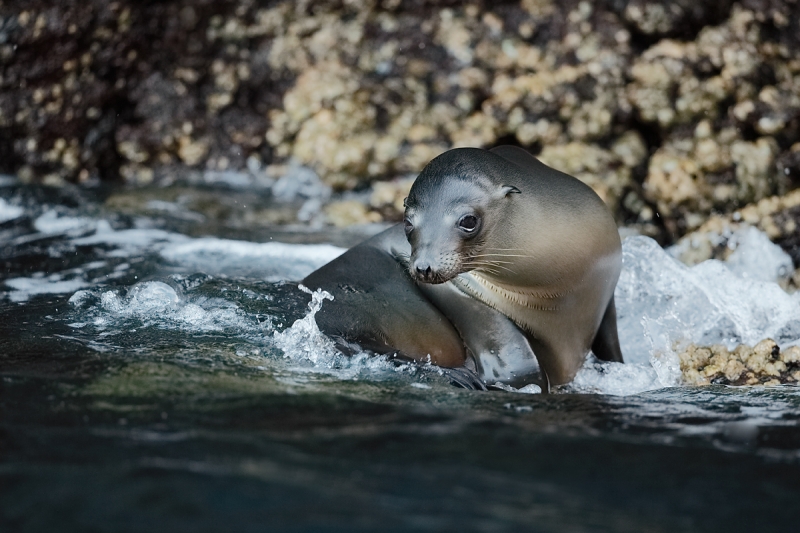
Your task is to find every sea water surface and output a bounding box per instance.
[2,177,800,532]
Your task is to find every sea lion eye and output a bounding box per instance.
[458,214,479,232]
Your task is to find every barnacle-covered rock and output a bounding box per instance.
[679,340,800,386]
[3,0,800,239]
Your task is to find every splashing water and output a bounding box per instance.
[2,186,799,396]
[69,280,267,337]
[570,235,800,394]
[272,284,338,365]
[270,284,420,382]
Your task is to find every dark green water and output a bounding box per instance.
[2,181,800,532]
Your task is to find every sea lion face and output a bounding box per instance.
[404,177,519,284]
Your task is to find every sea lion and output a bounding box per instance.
[302,145,623,389]
[302,224,544,390]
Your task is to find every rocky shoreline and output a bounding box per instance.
[2,1,799,279]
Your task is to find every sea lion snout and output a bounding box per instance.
[409,249,460,284]
[412,261,434,282]
[405,210,467,284]
[404,186,487,284]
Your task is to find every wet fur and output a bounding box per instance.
[404,146,624,384]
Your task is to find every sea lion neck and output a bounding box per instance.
[455,272,570,311]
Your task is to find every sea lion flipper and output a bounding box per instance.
[418,280,548,391]
[385,352,486,390]
[440,366,488,390]
[591,296,624,363]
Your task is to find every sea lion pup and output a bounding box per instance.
[302,224,543,390]
[303,146,623,389]
[404,146,623,385]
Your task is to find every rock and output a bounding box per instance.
[538,141,633,213]
[3,0,800,239]
[679,339,799,386]
[643,126,785,233]
[324,200,383,227]
[669,188,800,290]
[369,176,415,220]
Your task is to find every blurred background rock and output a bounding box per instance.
[1,0,799,252]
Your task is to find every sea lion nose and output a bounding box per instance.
[415,262,432,280]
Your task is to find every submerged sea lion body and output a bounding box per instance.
[303,146,623,389]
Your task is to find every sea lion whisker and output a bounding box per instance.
[472,263,503,275]
[473,253,536,259]
[468,255,514,264]
[474,266,501,275]
[466,259,509,266]
[466,260,517,275]
[471,262,517,273]
[468,261,509,270]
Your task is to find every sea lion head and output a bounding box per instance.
[403,148,521,284]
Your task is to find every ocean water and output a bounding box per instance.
[2,178,800,532]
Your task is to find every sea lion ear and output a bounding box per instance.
[402,197,408,208]
[496,185,521,198]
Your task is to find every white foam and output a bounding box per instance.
[102,281,180,313]
[144,200,205,222]
[5,275,90,302]
[3,213,346,302]
[201,169,274,189]
[492,382,542,394]
[568,354,678,395]
[668,225,794,284]
[0,198,24,223]
[72,220,189,250]
[574,235,800,395]
[69,219,343,281]
[72,281,271,335]
[33,210,96,236]
[271,163,331,203]
[272,285,339,365]
[618,236,800,355]
[160,238,345,281]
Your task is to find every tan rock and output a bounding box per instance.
[781,346,800,364]
[679,339,799,386]
[324,200,382,227]
[369,177,415,215]
[539,141,634,214]
[177,137,209,167]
